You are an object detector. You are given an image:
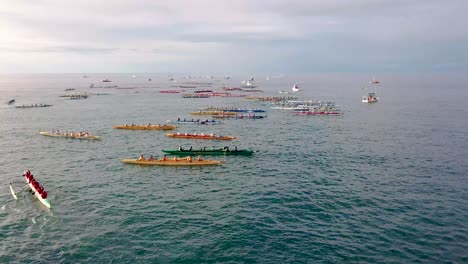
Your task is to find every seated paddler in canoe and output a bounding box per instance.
[122,154,222,166]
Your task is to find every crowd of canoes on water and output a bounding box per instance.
[202,107,265,113]
[269,99,342,114]
[244,96,298,101]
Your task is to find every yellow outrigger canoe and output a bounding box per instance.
[121,158,224,166]
[113,124,176,130]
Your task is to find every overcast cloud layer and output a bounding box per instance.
[0,0,467,73]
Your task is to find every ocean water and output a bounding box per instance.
[0,73,467,263]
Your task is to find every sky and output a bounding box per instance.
[0,0,467,73]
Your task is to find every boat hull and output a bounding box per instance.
[122,159,224,166]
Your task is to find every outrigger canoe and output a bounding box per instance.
[162,148,254,156]
[24,172,51,209]
[166,133,236,140]
[191,111,237,116]
[113,124,176,130]
[122,158,224,166]
[213,115,266,119]
[39,131,101,140]
[169,119,223,125]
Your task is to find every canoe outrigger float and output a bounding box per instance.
[9,183,17,200]
[167,133,236,140]
[162,147,254,156]
[113,124,176,130]
[39,131,101,140]
[122,157,224,166]
[9,170,51,209]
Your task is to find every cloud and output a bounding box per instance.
[0,0,467,72]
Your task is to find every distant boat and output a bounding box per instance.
[102,79,111,82]
[279,91,289,94]
[362,92,379,103]
[132,74,136,78]
[148,78,152,81]
[224,75,231,80]
[241,78,257,88]
[82,75,89,78]
[8,99,15,105]
[362,78,380,103]
[292,82,300,92]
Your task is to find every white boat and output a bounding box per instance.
[241,78,257,88]
[362,92,379,103]
[292,82,300,92]
[279,91,289,94]
[24,172,51,209]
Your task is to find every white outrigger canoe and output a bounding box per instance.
[23,173,51,209]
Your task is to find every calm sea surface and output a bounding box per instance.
[0,73,467,263]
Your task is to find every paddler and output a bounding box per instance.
[138,155,146,161]
[148,155,154,161]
